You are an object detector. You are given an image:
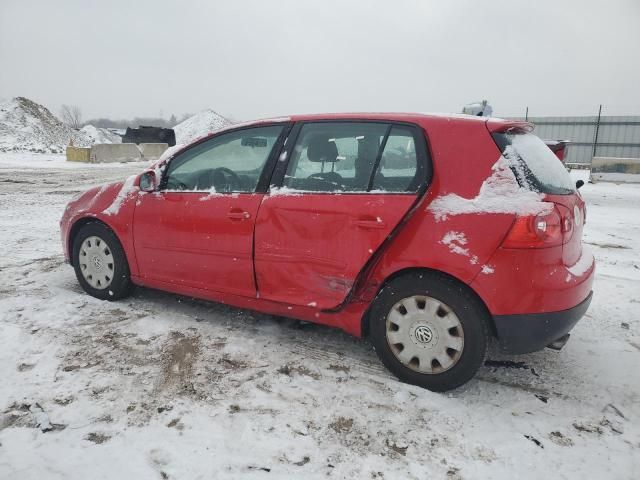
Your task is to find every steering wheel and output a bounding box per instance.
[207,167,242,192]
[308,171,344,187]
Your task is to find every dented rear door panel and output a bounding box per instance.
[254,193,415,309]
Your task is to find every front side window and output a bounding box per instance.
[164,125,284,192]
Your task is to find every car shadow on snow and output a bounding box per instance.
[125,285,578,397]
[127,286,386,374]
[52,267,583,399]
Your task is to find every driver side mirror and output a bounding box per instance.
[139,170,157,192]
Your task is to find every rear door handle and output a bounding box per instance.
[354,216,386,229]
[227,209,251,220]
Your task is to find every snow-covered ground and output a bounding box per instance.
[0,155,638,479]
[0,152,147,171]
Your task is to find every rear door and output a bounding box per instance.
[254,121,429,309]
[133,124,286,296]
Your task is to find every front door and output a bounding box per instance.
[254,121,428,309]
[133,124,286,296]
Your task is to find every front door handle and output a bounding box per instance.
[354,216,386,229]
[227,209,251,220]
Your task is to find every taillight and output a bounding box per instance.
[562,214,574,244]
[502,208,563,248]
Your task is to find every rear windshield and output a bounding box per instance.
[492,132,575,195]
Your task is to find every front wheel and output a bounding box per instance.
[369,271,489,392]
[72,222,133,301]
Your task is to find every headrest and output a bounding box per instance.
[307,135,339,162]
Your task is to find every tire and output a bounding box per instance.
[72,222,133,301]
[369,271,489,392]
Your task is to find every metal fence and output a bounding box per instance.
[511,111,640,165]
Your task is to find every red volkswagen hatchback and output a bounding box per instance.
[60,113,595,391]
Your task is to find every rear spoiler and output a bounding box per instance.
[544,139,571,162]
[486,118,534,134]
[544,139,571,150]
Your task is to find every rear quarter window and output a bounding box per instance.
[493,132,575,195]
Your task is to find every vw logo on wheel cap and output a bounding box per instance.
[414,325,433,344]
[92,256,103,269]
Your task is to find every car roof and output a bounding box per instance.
[288,112,487,124]
[252,112,531,131]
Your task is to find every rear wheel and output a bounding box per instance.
[369,271,489,391]
[72,222,133,300]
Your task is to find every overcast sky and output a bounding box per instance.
[1,0,639,121]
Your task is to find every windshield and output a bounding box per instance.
[493,132,575,195]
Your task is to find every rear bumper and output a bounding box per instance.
[493,291,593,354]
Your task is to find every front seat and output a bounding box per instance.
[307,135,339,163]
[306,136,343,185]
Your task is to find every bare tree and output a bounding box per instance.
[60,104,83,129]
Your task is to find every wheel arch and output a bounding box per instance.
[360,266,497,339]
[68,217,118,267]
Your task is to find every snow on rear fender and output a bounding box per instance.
[427,156,552,221]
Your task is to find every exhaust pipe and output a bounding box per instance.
[547,333,570,351]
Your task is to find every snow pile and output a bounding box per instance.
[173,109,232,144]
[80,125,121,145]
[428,156,551,221]
[0,97,91,153]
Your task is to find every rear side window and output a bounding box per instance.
[372,126,420,192]
[284,122,388,192]
[493,132,575,195]
[282,122,426,193]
